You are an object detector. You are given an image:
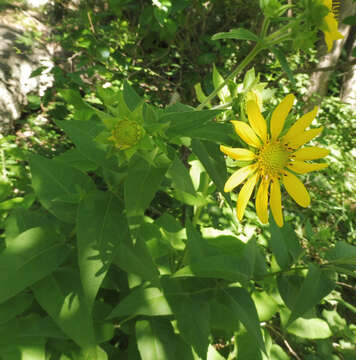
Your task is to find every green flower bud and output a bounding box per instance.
[108,119,143,150]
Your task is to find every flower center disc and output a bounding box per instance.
[110,119,142,150]
[258,141,289,178]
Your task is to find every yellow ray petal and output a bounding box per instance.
[220,145,256,161]
[270,179,283,227]
[246,100,267,142]
[224,164,257,192]
[255,178,270,224]
[287,161,328,174]
[282,106,318,143]
[283,171,310,208]
[323,0,332,9]
[288,127,324,149]
[237,172,258,221]
[324,13,344,51]
[292,147,330,160]
[231,121,262,148]
[270,94,295,140]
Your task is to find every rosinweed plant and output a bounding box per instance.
[2,1,353,360]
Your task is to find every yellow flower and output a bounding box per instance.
[322,0,343,51]
[220,94,329,227]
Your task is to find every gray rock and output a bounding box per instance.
[0,10,53,133]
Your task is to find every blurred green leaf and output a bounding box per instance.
[213,64,230,103]
[212,28,259,42]
[236,331,262,360]
[286,317,332,339]
[271,47,296,86]
[326,241,356,271]
[0,293,33,324]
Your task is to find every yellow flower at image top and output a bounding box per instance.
[322,0,343,51]
[220,94,329,227]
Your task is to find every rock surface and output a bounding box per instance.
[0,4,53,133]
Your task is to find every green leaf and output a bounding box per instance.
[0,336,45,360]
[287,318,332,339]
[194,83,210,106]
[171,122,235,145]
[326,241,356,271]
[56,119,117,169]
[0,227,68,304]
[77,191,127,311]
[342,15,356,25]
[114,237,160,286]
[212,28,259,42]
[269,344,290,360]
[108,286,172,318]
[269,220,303,269]
[277,274,304,310]
[162,278,210,360]
[252,291,278,322]
[32,269,99,358]
[167,157,196,195]
[29,154,95,223]
[125,153,170,232]
[136,319,193,360]
[213,64,230,103]
[192,140,232,206]
[177,221,254,283]
[209,299,240,333]
[0,293,33,324]
[56,149,98,171]
[236,331,262,360]
[287,264,335,326]
[59,89,96,121]
[243,68,256,91]
[223,287,266,353]
[161,110,221,138]
[271,47,296,86]
[5,208,57,243]
[123,81,143,111]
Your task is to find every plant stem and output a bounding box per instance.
[196,43,263,110]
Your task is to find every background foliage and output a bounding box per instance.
[0,0,355,359]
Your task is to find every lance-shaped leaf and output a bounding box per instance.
[192,140,232,206]
[107,287,172,319]
[0,227,68,304]
[160,110,221,138]
[162,277,210,360]
[286,264,335,326]
[32,269,99,358]
[212,28,259,41]
[29,154,95,223]
[136,319,194,360]
[222,287,266,354]
[77,191,128,311]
